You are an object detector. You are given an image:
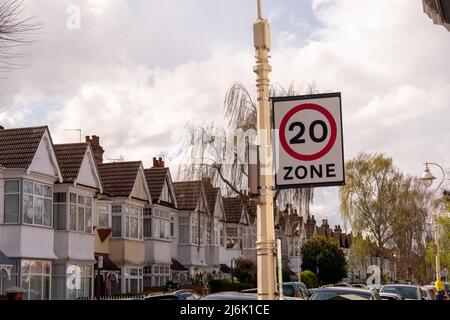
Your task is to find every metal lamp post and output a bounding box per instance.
[290,220,303,282]
[419,162,445,282]
[96,256,103,300]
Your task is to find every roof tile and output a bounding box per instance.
[98,161,141,197]
[0,126,47,168]
[54,143,89,183]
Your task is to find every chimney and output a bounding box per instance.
[322,219,328,227]
[152,156,165,168]
[86,135,104,165]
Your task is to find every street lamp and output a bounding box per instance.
[392,252,397,283]
[419,162,445,282]
[290,220,303,283]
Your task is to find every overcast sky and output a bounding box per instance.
[1,0,450,229]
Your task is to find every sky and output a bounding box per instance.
[1,0,450,229]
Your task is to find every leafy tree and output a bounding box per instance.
[300,270,318,288]
[339,153,431,278]
[426,216,450,279]
[232,258,257,286]
[301,236,347,285]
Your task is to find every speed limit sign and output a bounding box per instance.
[272,92,344,189]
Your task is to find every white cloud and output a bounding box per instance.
[2,0,450,227]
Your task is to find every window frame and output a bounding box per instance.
[4,179,21,224]
[66,192,93,233]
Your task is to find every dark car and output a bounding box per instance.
[144,289,202,300]
[380,284,424,300]
[309,287,381,300]
[241,282,310,299]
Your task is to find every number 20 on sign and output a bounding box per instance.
[272,92,345,189]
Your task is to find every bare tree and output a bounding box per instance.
[178,82,316,216]
[0,0,40,79]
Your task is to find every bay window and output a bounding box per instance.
[144,207,171,240]
[97,204,111,228]
[226,226,241,249]
[4,179,53,226]
[219,225,224,247]
[4,180,20,223]
[52,264,93,299]
[144,265,170,287]
[21,259,51,300]
[179,216,189,244]
[123,267,143,293]
[23,180,52,226]
[111,204,143,240]
[68,193,92,233]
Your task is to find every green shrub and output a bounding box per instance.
[208,279,254,293]
[300,270,318,288]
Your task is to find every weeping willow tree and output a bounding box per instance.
[178,82,317,216]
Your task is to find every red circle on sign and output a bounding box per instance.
[279,103,337,161]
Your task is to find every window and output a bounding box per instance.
[179,216,189,244]
[4,180,20,223]
[97,204,111,228]
[144,265,170,287]
[67,193,92,233]
[111,205,143,240]
[144,218,152,238]
[112,216,122,237]
[147,208,171,240]
[123,267,143,294]
[52,264,92,299]
[219,225,224,247]
[112,205,122,213]
[0,260,18,295]
[170,216,174,237]
[53,193,67,230]
[226,226,241,249]
[21,180,53,227]
[21,260,51,300]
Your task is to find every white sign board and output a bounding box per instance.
[272,92,344,189]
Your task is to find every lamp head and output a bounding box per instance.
[419,164,436,188]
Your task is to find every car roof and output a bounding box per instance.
[382,284,419,288]
[317,286,371,293]
[200,292,257,300]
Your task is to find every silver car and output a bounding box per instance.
[380,284,425,300]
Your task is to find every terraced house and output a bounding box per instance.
[52,142,103,299]
[0,125,262,299]
[143,157,178,288]
[0,126,62,300]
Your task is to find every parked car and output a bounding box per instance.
[380,284,425,300]
[309,287,381,300]
[200,292,258,300]
[351,283,369,289]
[241,282,310,299]
[421,285,437,300]
[201,291,300,300]
[308,288,319,296]
[144,289,202,300]
[282,282,310,299]
[379,292,405,300]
